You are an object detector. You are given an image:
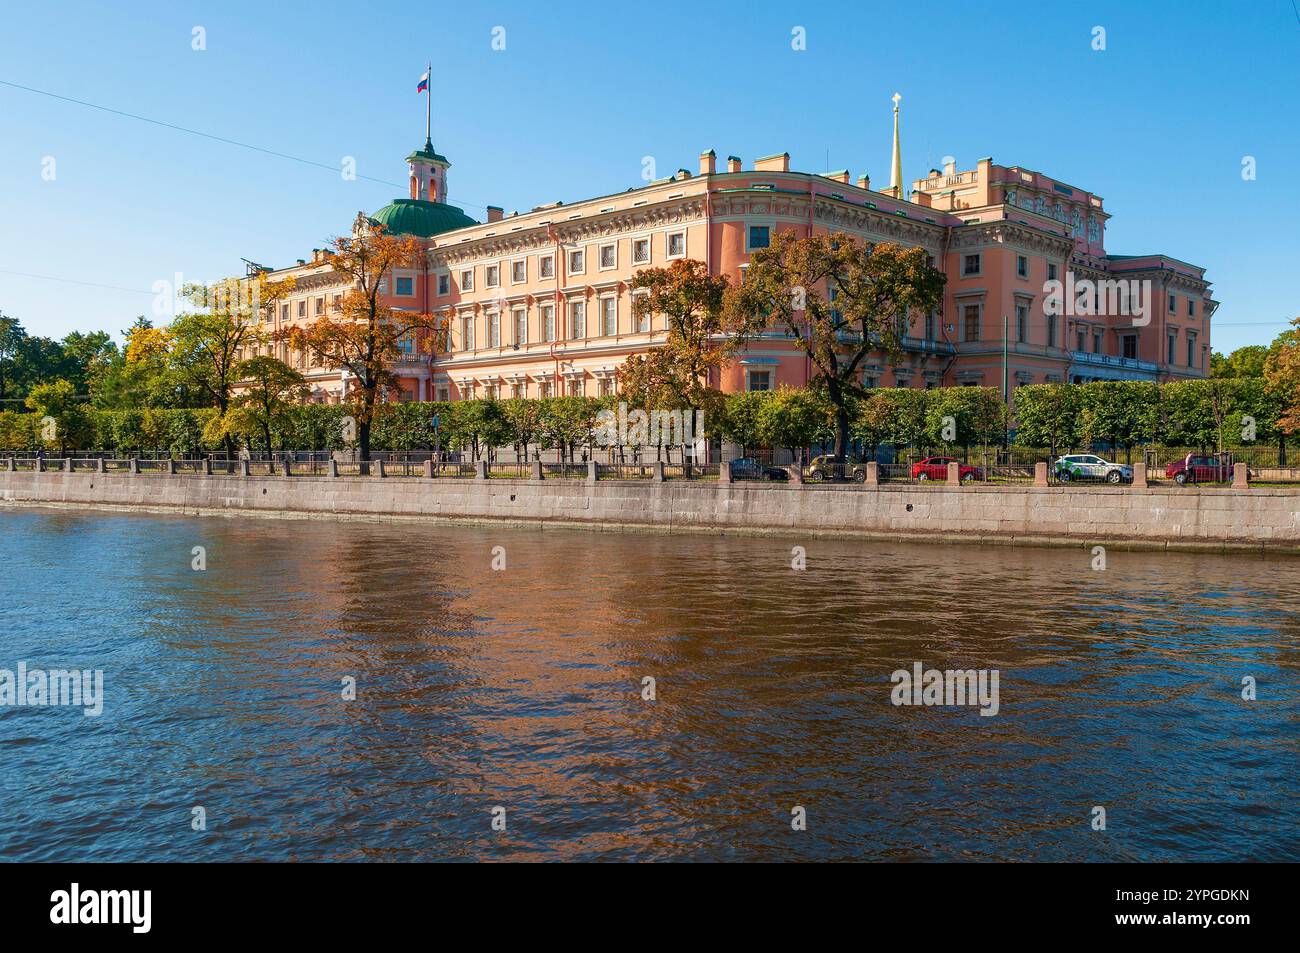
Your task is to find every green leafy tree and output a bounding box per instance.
[1210,345,1267,379]
[234,356,308,453]
[24,379,91,454]
[724,231,946,462]
[851,391,895,459]
[1012,384,1083,456]
[758,386,833,461]
[1079,381,1160,460]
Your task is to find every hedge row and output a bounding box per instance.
[0,378,1285,455]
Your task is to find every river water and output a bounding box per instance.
[0,506,1296,862]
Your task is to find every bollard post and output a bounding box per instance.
[423,459,434,478]
[719,461,732,484]
[97,457,106,474]
[240,458,250,477]
[866,461,879,486]
[947,461,961,486]
[1232,462,1249,489]
[167,458,177,475]
[786,464,803,485]
[203,457,212,476]
[35,457,45,473]
[530,460,543,481]
[329,459,339,478]
[1131,462,1147,489]
[474,459,488,480]
[282,454,293,477]
[64,458,73,472]
[652,461,666,482]
[587,460,599,483]
[1034,462,1049,487]
[129,458,140,475]
[375,458,386,478]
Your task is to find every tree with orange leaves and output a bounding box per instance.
[620,258,756,422]
[285,219,442,459]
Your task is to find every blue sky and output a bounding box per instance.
[1,0,1297,352]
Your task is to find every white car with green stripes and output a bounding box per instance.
[1053,454,1134,484]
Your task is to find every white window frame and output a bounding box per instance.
[666,230,686,259]
[745,224,772,252]
[569,299,586,339]
[511,259,527,285]
[632,292,651,333]
[393,273,416,297]
[567,248,586,276]
[600,295,617,336]
[539,254,555,279]
[513,306,527,345]
[632,237,650,265]
[541,302,556,342]
[485,263,500,289]
[436,272,450,296]
[460,268,474,292]
[598,242,617,271]
[488,310,501,348]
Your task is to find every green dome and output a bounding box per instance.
[370,199,477,237]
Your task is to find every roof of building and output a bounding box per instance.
[370,198,477,237]
[405,142,449,165]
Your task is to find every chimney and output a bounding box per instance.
[699,149,716,175]
[486,206,503,223]
[858,173,871,190]
[726,155,742,173]
[754,152,790,173]
[943,158,956,176]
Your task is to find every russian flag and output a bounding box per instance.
[417,71,429,93]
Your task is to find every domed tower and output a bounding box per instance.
[370,139,478,238]
[369,67,477,239]
[408,137,449,204]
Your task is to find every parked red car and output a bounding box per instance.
[911,456,983,482]
[1165,453,1237,485]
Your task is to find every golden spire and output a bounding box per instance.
[889,92,903,200]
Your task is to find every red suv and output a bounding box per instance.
[1165,453,1234,485]
[912,456,983,482]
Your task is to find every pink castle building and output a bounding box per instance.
[241,97,1216,404]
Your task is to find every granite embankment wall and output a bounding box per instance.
[4,469,1299,553]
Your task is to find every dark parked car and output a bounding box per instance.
[911,456,983,482]
[729,457,789,481]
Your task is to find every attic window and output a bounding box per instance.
[752,183,775,190]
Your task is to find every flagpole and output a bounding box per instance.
[425,61,432,147]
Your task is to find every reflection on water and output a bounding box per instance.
[1,507,1296,861]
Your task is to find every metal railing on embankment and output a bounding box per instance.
[1,453,1289,493]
